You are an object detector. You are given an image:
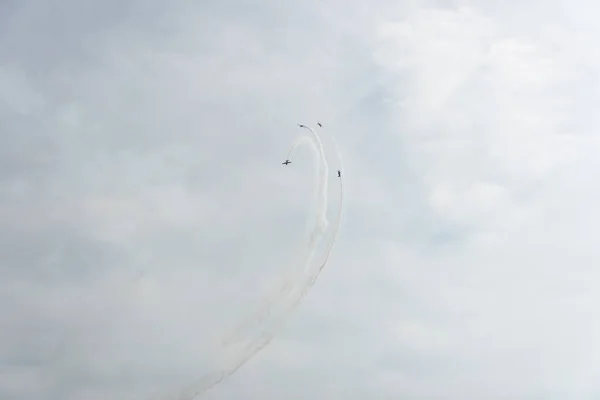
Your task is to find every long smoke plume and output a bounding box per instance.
[157,124,345,400]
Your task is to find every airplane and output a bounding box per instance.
[282,160,291,165]
[317,122,322,127]
[297,124,306,128]
[337,170,341,177]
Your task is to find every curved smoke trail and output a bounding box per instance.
[220,136,327,348]
[220,128,333,346]
[278,125,344,313]
[219,135,325,345]
[318,123,345,233]
[295,126,329,234]
[157,125,344,400]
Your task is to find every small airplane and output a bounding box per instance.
[337,170,341,177]
[317,122,322,127]
[297,124,306,128]
[282,160,291,165]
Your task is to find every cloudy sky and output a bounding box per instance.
[4,0,600,399]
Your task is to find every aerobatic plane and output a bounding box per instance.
[337,170,341,177]
[282,160,291,165]
[317,122,322,127]
[297,124,306,128]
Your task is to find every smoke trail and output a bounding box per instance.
[318,122,345,232]
[298,125,329,234]
[219,133,325,347]
[264,125,344,321]
[188,157,343,400]
[156,124,343,400]
[219,125,335,347]
[270,124,342,306]
[260,124,344,326]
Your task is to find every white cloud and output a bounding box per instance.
[0,64,44,115]
[4,1,600,399]
[367,2,600,398]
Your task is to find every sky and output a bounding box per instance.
[3,0,600,399]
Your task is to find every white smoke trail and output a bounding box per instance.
[318,122,345,232]
[263,123,345,310]
[219,125,334,347]
[156,124,343,400]
[263,124,344,320]
[218,133,324,347]
[297,126,329,235]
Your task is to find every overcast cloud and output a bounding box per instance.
[3,0,600,399]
